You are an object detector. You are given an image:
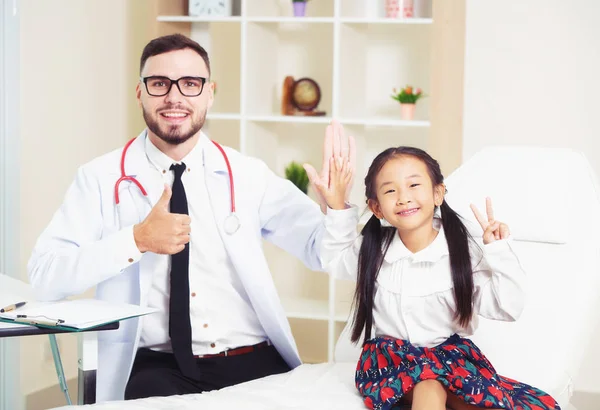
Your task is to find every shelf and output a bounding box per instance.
[189,22,240,113]
[340,18,433,25]
[245,22,334,116]
[209,115,428,127]
[282,297,329,320]
[335,300,353,322]
[339,0,433,21]
[288,319,328,363]
[246,0,334,19]
[247,17,334,24]
[340,118,430,127]
[281,297,352,322]
[246,115,332,124]
[337,22,431,121]
[157,16,242,23]
[203,118,241,151]
[157,16,431,25]
[244,121,331,183]
[207,113,241,120]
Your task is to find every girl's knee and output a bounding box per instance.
[401,380,445,404]
[446,391,503,410]
[414,379,445,393]
[413,379,448,402]
[410,380,448,410]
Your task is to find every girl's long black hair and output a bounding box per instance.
[351,147,475,344]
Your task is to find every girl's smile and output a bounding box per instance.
[396,207,420,217]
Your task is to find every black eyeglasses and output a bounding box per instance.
[141,76,207,97]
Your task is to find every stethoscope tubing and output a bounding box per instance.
[114,136,240,234]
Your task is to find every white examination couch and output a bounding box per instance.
[52,146,599,410]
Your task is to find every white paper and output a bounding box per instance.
[0,299,157,329]
[0,274,35,308]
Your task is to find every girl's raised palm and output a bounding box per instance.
[470,197,510,244]
[313,157,353,211]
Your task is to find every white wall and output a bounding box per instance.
[463,0,600,405]
[463,0,600,172]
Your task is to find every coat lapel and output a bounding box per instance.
[202,139,301,367]
[202,138,233,239]
[119,131,165,307]
[123,132,164,210]
[203,139,264,288]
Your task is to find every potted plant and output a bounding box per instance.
[285,161,309,194]
[292,0,309,17]
[391,85,425,120]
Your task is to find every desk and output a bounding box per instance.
[0,321,119,405]
[0,322,118,338]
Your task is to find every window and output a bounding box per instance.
[0,1,22,409]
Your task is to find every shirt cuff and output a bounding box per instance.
[326,204,359,217]
[325,205,359,228]
[115,225,144,270]
[482,237,513,255]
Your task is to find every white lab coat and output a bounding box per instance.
[27,130,325,402]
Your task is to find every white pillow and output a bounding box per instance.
[443,147,584,244]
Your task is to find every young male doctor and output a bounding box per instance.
[27,34,355,402]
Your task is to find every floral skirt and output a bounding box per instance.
[355,334,560,410]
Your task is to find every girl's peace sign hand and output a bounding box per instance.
[470,197,510,245]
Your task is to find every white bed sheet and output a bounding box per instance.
[50,363,365,410]
[49,362,575,410]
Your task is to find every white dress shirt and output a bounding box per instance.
[139,135,268,355]
[322,206,527,348]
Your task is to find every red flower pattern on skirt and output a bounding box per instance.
[355,334,560,410]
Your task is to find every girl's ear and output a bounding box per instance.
[433,184,446,207]
[368,199,384,219]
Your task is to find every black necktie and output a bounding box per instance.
[168,162,198,380]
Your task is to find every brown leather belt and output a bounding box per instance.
[194,340,271,359]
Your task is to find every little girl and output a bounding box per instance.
[315,147,559,410]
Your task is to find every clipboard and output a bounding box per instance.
[0,274,157,331]
[0,299,157,331]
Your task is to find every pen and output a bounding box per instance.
[0,301,27,313]
[16,317,63,327]
[16,314,64,323]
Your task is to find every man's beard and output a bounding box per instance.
[143,106,206,145]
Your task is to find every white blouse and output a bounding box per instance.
[322,206,527,347]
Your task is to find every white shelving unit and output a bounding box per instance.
[158,0,433,363]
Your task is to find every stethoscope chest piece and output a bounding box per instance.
[224,213,241,235]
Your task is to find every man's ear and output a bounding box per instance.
[207,80,215,110]
[434,184,446,207]
[136,82,142,108]
[368,199,384,219]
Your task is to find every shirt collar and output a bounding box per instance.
[144,132,209,174]
[383,217,450,264]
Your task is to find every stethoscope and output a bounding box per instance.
[114,136,240,235]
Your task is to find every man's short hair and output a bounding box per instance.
[140,34,210,76]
